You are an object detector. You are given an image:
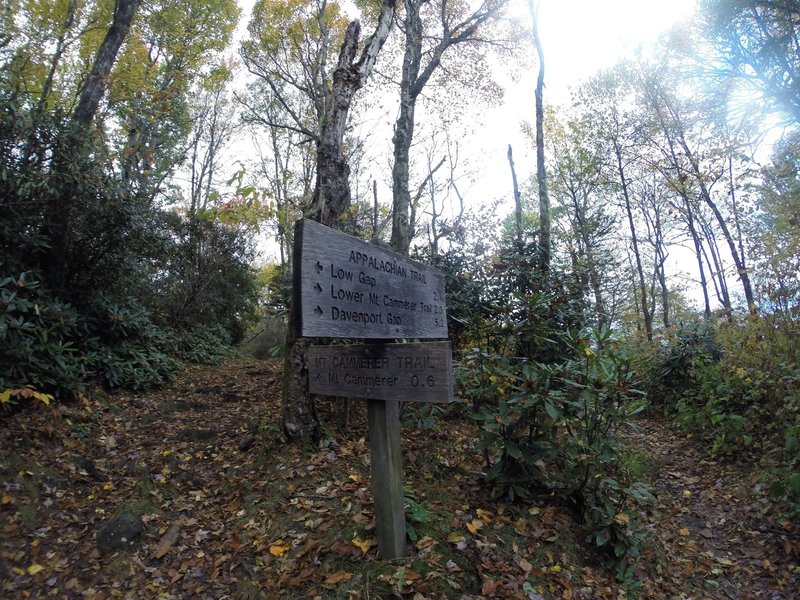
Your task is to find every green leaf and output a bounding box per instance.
[544,400,560,420]
[789,472,800,495]
[505,440,522,460]
[595,527,610,547]
[475,434,499,452]
[486,460,503,481]
[469,411,495,421]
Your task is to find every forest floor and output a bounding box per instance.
[1,356,798,599]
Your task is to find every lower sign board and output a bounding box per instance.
[308,341,453,403]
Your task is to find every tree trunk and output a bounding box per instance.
[696,176,756,314]
[283,1,395,441]
[390,0,422,255]
[614,140,652,340]
[682,195,713,318]
[390,0,502,255]
[36,0,79,117]
[699,212,732,312]
[43,0,141,296]
[508,144,523,252]
[73,0,142,127]
[568,187,606,327]
[669,120,756,314]
[372,179,379,238]
[529,0,550,275]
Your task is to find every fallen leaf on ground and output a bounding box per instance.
[153,525,181,559]
[324,571,353,585]
[352,536,371,553]
[269,540,290,557]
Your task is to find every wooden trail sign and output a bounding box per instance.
[294,218,447,339]
[308,341,453,403]
[293,218,453,560]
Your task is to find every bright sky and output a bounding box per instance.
[538,0,697,97]
[473,0,699,206]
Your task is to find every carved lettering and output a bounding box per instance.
[331,306,384,324]
[383,295,417,311]
[396,355,432,369]
[358,271,377,287]
[330,285,364,303]
[331,264,353,281]
[308,341,453,403]
[299,219,447,339]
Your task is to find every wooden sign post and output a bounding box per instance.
[294,219,452,559]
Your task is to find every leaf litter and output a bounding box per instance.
[0,357,797,598]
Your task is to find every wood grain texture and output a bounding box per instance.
[368,398,406,559]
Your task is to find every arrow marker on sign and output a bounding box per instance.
[314,261,324,273]
[314,306,323,317]
[314,282,322,293]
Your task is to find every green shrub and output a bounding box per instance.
[648,320,721,409]
[244,313,287,360]
[0,94,257,402]
[771,385,800,518]
[463,324,653,576]
[0,273,87,398]
[168,324,233,364]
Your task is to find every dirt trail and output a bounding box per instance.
[631,417,800,599]
[2,358,799,599]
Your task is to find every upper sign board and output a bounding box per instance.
[295,219,448,339]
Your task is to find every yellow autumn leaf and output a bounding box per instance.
[466,519,483,534]
[614,512,630,524]
[27,564,45,575]
[352,536,370,553]
[103,481,114,490]
[1,494,12,505]
[269,541,290,557]
[476,508,492,522]
[447,531,465,543]
[679,528,690,537]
